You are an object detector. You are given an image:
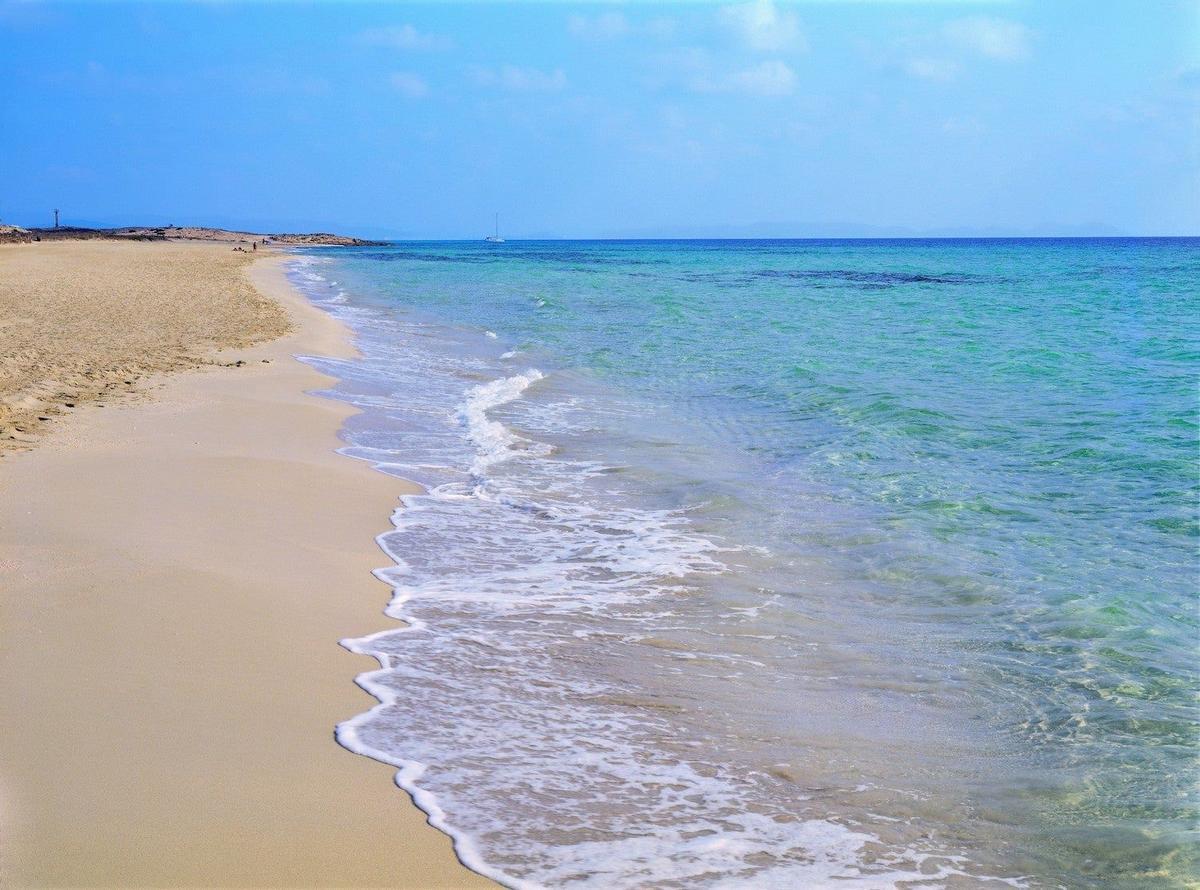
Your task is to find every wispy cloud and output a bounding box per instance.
[652,47,798,97]
[696,60,798,96]
[717,0,806,53]
[470,65,567,92]
[568,12,628,39]
[1095,66,1200,125]
[357,24,452,51]
[389,71,430,98]
[943,16,1032,61]
[727,60,798,95]
[905,57,960,82]
[897,15,1032,82]
[567,11,676,41]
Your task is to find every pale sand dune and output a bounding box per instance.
[0,244,492,887]
[0,240,291,450]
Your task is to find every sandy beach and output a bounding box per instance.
[0,242,491,887]
[0,241,292,451]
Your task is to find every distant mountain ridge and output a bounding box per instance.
[594,221,1129,240]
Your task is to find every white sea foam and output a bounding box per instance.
[285,258,1022,890]
[456,370,547,478]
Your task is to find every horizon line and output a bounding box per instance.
[7,221,1198,241]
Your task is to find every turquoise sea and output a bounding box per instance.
[290,238,1198,889]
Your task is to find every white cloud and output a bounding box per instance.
[568,12,629,39]
[471,65,567,92]
[905,57,960,82]
[649,47,796,97]
[695,59,798,96]
[943,16,1031,61]
[389,71,429,98]
[718,0,806,53]
[358,25,452,51]
[728,59,798,95]
[897,15,1030,82]
[568,12,676,40]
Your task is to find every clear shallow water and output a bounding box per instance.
[289,239,1198,889]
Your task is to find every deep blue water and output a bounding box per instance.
[293,238,1198,889]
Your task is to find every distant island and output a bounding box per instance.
[0,223,382,246]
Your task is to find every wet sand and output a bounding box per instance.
[0,242,492,887]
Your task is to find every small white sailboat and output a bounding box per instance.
[485,213,505,243]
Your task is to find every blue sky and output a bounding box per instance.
[1,0,1196,238]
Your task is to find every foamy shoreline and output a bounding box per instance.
[0,241,492,887]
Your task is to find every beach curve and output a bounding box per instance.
[0,240,493,888]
